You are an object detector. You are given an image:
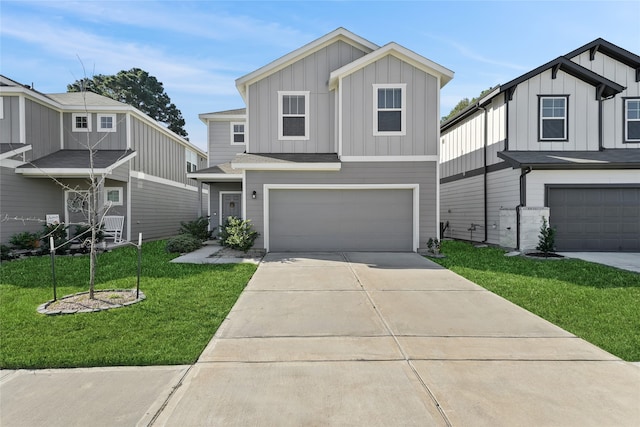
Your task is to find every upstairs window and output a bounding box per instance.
[624,98,640,142]
[98,114,116,132]
[278,91,309,140]
[539,96,568,141]
[186,149,198,173]
[231,122,245,145]
[72,113,91,132]
[374,84,406,136]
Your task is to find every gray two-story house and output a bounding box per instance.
[190,28,454,252]
[440,39,640,252]
[0,75,208,243]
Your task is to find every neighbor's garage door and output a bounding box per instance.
[269,189,413,252]
[548,187,640,251]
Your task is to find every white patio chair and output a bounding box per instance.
[103,215,125,244]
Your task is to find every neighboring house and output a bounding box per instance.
[440,39,640,252]
[0,75,208,244]
[190,28,454,252]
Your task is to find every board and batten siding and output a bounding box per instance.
[63,112,127,151]
[440,94,507,179]
[508,69,599,151]
[130,116,199,185]
[208,121,246,166]
[247,40,367,154]
[570,50,640,149]
[25,99,61,160]
[0,165,63,243]
[244,161,437,250]
[341,56,439,157]
[0,96,20,145]
[486,167,520,244]
[130,177,204,240]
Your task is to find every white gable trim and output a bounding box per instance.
[0,144,31,161]
[329,42,454,90]
[235,28,378,101]
[231,162,341,171]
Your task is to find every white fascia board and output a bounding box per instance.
[329,42,455,89]
[231,163,342,171]
[198,113,246,125]
[235,28,378,99]
[187,173,243,181]
[0,86,63,110]
[0,144,31,160]
[340,155,439,162]
[16,168,111,177]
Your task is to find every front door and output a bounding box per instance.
[220,192,242,225]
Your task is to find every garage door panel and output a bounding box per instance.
[548,187,640,252]
[269,189,413,252]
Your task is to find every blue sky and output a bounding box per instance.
[2,1,639,150]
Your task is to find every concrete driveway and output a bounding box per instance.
[152,252,640,426]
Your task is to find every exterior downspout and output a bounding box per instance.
[478,105,488,243]
[597,85,605,151]
[516,166,532,251]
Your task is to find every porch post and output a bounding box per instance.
[197,181,203,218]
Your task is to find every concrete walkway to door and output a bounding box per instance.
[153,252,640,426]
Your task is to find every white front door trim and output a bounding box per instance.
[263,183,420,252]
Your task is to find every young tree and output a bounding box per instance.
[68,68,188,138]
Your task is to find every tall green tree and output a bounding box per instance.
[441,88,494,123]
[68,68,188,138]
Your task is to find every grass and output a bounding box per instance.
[0,240,257,369]
[431,240,640,361]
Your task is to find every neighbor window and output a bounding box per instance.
[374,84,406,136]
[186,149,198,173]
[278,91,309,140]
[624,98,640,142]
[104,187,123,206]
[72,113,91,132]
[539,96,568,141]
[98,114,116,132]
[231,122,245,144]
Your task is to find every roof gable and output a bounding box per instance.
[235,28,378,100]
[565,38,640,81]
[329,42,454,89]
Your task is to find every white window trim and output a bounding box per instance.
[97,113,116,132]
[624,98,640,142]
[278,91,310,141]
[539,96,568,141]
[0,96,4,119]
[186,148,198,173]
[72,113,92,132]
[230,122,246,145]
[104,187,123,206]
[373,84,406,136]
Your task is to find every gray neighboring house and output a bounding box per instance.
[190,28,454,252]
[0,75,208,244]
[440,39,640,252]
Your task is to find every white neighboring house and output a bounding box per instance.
[440,38,640,252]
[0,75,208,243]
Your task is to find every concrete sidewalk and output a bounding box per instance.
[152,252,640,426]
[559,252,640,273]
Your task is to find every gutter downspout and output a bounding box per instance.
[478,105,488,243]
[597,85,605,151]
[516,166,532,251]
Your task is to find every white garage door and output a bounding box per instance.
[268,189,414,252]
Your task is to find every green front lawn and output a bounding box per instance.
[431,240,640,361]
[0,241,257,369]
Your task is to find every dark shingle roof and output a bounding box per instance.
[17,149,135,169]
[498,150,640,169]
[232,153,340,164]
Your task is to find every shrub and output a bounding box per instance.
[179,216,212,241]
[219,216,259,252]
[1,244,15,261]
[166,234,203,253]
[9,231,41,250]
[40,223,71,254]
[536,216,556,257]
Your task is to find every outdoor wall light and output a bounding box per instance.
[252,191,257,199]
